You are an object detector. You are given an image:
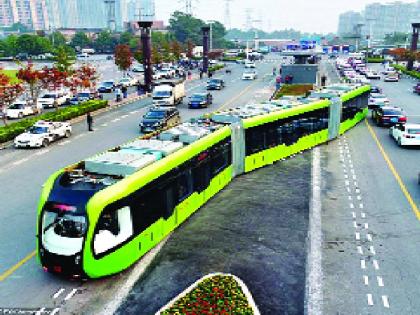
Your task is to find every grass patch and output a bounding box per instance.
[161,275,254,315]
[0,100,107,143]
[1,69,20,84]
[367,57,385,63]
[272,84,314,100]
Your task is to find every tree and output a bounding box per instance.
[94,30,114,53]
[53,45,75,73]
[49,31,67,47]
[114,45,133,75]
[389,48,410,64]
[152,46,163,64]
[2,35,18,56]
[75,64,98,90]
[168,11,205,45]
[133,49,143,64]
[0,72,24,125]
[171,41,183,60]
[384,32,409,46]
[71,32,91,50]
[119,31,133,45]
[186,40,194,58]
[39,67,68,110]
[17,62,45,113]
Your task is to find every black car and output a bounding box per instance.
[139,107,180,133]
[207,78,225,90]
[98,81,115,93]
[372,106,407,126]
[69,91,96,105]
[370,86,382,94]
[188,93,213,109]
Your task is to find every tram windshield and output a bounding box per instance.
[43,211,87,238]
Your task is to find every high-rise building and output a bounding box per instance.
[338,1,420,41]
[0,0,49,30]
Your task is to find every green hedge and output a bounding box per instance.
[392,64,420,80]
[209,64,225,72]
[0,100,108,143]
[272,84,314,100]
[222,56,243,62]
[367,57,385,63]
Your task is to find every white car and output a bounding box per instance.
[37,91,70,109]
[390,123,420,146]
[119,77,138,87]
[368,93,390,108]
[242,69,258,80]
[5,100,39,119]
[244,61,256,68]
[384,72,399,82]
[350,75,370,84]
[14,121,72,148]
[132,65,144,73]
[158,69,174,79]
[382,67,395,75]
[365,71,381,79]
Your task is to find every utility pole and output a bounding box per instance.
[407,23,420,71]
[224,0,233,30]
[202,26,210,73]
[182,0,198,15]
[138,21,153,92]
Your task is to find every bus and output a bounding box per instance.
[37,84,370,278]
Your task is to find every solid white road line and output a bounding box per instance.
[306,147,323,315]
[382,295,390,308]
[64,288,77,301]
[367,294,374,306]
[58,140,71,146]
[35,149,50,156]
[53,288,65,299]
[12,158,28,166]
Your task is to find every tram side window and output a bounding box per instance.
[131,187,164,234]
[212,140,232,175]
[245,126,265,155]
[177,171,193,202]
[94,206,133,255]
[193,160,211,193]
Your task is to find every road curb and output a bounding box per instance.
[0,93,151,150]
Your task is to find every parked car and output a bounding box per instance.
[132,65,144,72]
[365,71,381,79]
[188,93,213,109]
[390,123,420,146]
[244,61,256,68]
[98,81,116,93]
[370,86,382,94]
[37,91,70,109]
[106,55,113,60]
[207,78,225,90]
[118,77,138,87]
[139,107,180,133]
[5,100,38,119]
[14,121,72,148]
[368,93,390,109]
[372,106,406,126]
[384,72,399,82]
[413,82,420,95]
[69,91,96,105]
[242,69,258,80]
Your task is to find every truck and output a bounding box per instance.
[152,79,186,106]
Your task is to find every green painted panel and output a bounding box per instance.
[341,85,371,103]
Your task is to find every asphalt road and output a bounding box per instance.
[0,56,278,314]
[320,63,420,314]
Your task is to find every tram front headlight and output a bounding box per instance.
[75,254,81,265]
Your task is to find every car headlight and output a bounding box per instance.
[153,122,161,127]
[200,101,206,105]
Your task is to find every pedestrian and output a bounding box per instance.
[121,85,128,99]
[199,69,203,79]
[208,70,213,78]
[136,82,143,96]
[273,67,277,76]
[87,113,93,131]
[115,87,122,102]
[187,70,192,80]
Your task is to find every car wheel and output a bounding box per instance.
[64,130,71,138]
[18,112,23,119]
[397,138,402,146]
[42,139,49,147]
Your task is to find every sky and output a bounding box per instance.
[153,0,418,34]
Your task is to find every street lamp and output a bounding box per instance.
[206,20,217,51]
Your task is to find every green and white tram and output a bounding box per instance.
[37,84,370,278]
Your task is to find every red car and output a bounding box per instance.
[372,106,407,127]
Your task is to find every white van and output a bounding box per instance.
[81,48,95,55]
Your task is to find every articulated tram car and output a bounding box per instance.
[37,84,370,278]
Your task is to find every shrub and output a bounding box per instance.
[367,57,385,63]
[272,84,314,100]
[392,64,420,80]
[0,100,107,143]
[209,64,225,72]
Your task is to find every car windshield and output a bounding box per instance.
[372,94,385,98]
[43,210,87,238]
[191,95,205,101]
[153,91,171,97]
[9,103,24,109]
[209,79,220,84]
[145,111,165,119]
[29,126,48,134]
[383,109,402,115]
[77,93,90,98]
[41,94,56,99]
[103,82,113,86]
[408,129,420,134]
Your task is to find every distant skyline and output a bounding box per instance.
[154,0,419,33]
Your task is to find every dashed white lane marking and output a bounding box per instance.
[357,195,362,200]
[367,234,373,242]
[373,260,380,270]
[53,288,65,299]
[345,180,350,186]
[35,308,45,315]
[352,212,356,218]
[64,288,77,301]
[74,134,86,139]
[50,308,60,315]
[12,158,28,166]
[352,175,357,180]
[367,294,374,306]
[348,196,352,200]
[382,295,390,308]
[129,110,137,114]
[370,246,376,255]
[360,203,364,209]
[350,203,354,209]
[353,221,358,228]
[121,114,129,118]
[357,246,363,254]
[353,181,358,187]
[35,149,50,156]
[363,275,369,285]
[58,140,71,146]
[355,232,361,240]
[361,259,366,269]
[111,118,121,122]
[344,174,348,179]
[377,276,384,287]
[364,223,369,229]
[361,212,366,218]
[101,123,108,127]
